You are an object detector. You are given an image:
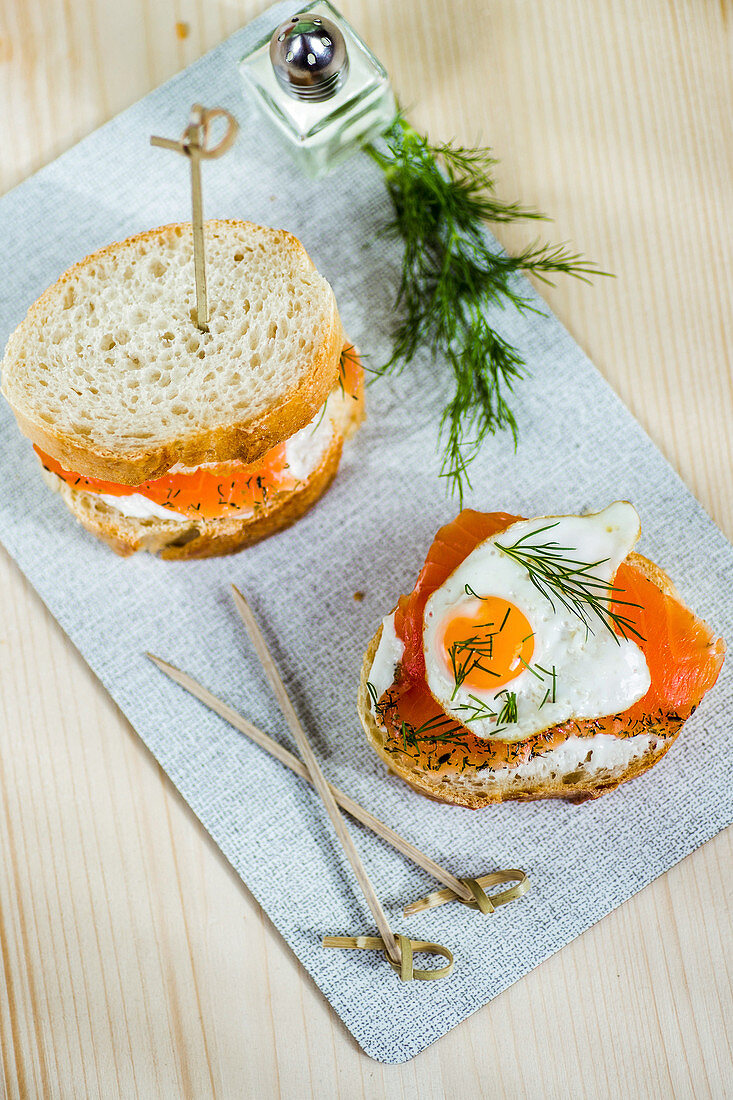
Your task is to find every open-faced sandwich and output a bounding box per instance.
[359,503,725,805]
[0,220,363,558]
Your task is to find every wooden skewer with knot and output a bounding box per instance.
[151,104,239,332]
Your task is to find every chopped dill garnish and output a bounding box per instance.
[495,522,644,641]
[309,397,329,434]
[448,633,500,698]
[454,694,498,724]
[518,655,544,681]
[496,689,518,725]
[368,681,466,748]
[534,663,557,702]
[365,116,610,502]
[523,663,557,707]
[401,715,460,743]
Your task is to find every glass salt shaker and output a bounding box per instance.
[239,0,396,177]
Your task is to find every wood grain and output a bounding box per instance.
[0,0,731,1095]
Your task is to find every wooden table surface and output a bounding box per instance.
[0,1,731,1096]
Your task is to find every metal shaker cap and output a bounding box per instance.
[269,13,349,102]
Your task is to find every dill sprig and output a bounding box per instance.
[496,523,644,641]
[365,116,609,501]
[338,343,360,393]
[367,682,451,739]
[310,344,360,435]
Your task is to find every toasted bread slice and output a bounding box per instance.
[41,379,363,560]
[1,220,343,484]
[358,553,696,806]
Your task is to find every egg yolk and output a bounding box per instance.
[439,596,535,692]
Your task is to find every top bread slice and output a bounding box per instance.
[1,220,343,484]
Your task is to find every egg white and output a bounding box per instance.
[422,502,651,742]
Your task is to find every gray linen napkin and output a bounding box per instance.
[0,4,730,1063]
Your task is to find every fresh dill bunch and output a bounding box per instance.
[365,116,609,501]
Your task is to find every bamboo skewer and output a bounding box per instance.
[229,585,404,967]
[146,653,474,904]
[151,104,238,331]
[146,650,530,926]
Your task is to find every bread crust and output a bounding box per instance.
[357,552,688,807]
[2,220,344,484]
[42,384,364,560]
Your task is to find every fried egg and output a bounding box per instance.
[422,502,651,742]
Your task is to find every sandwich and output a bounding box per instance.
[1,219,363,559]
[359,503,725,806]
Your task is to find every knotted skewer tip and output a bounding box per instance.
[404,869,529,918]
[322,934,454,982]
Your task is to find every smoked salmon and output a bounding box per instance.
[36,443,299,520]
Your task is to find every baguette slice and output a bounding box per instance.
[1,220,343,484]
[40,379,364,560]
[358,553,714,806]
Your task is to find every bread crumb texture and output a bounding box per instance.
[1,221,341,474]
